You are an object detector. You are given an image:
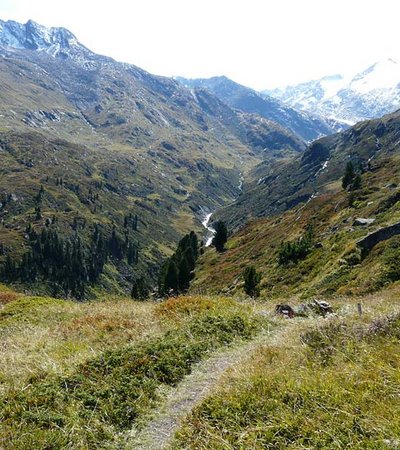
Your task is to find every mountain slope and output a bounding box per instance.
[217,109,400,230]
[177,75,340,141]
[0,19,306,297]
[266,58,400,124]
[194,110,400,297]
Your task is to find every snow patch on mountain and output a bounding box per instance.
[265,58,400,125]
[350,59,400,94]
[0,19,96,68]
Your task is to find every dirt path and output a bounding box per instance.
[125,325,275,450]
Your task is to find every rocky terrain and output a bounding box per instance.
[178,75,339,141]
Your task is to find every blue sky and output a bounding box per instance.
[1,0,400,89]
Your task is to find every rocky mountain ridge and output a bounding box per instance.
[177,75,342,142]
[265,58,400,124]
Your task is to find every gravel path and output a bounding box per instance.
[125,327,273,450]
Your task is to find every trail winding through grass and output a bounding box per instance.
[126,319,274,450]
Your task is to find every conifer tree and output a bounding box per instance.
[212,221,228,252]
[342,161,355,189]
[131,277,150,300]
[243,266,261,298]
[165,260,179,293]
[178,257,191,292]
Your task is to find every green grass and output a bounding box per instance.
[0,295,265,449]
[174,311,400,449]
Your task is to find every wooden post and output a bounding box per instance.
[357,303,362,317]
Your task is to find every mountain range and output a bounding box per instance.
[0,19,308,296]
[177,75,341,141]
[265,58,400,125]
[1,18,400,299]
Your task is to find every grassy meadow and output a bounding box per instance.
[174,290,400,449]
[0,290,265,449]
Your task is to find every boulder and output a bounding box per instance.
[298,299,333,317]
[357,220,400,251]
[275,304,295,318]
[353,218,375,226]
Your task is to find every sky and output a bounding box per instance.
[1,0,400,90]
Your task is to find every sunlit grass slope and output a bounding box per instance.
[0,292,266,449]
[193,153,400,298]
[175,291,400,449]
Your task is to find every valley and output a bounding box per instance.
[0,19,306,297]
[0,15,400,450]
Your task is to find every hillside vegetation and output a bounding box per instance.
[0,21,309,298]
[175,291,400,449]
[0,290,265,449]
[218,109,400,230]
[195,115,400,298]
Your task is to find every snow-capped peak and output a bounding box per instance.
[0,19,80,54]
[0,19,100,69]
[265,58,400,126]
[350,58,400,94]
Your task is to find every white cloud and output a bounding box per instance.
[1,0,400,90]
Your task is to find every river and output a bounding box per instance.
[201,212,216,247]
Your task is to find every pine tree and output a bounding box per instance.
[178,256,191,292]
[108,227,123,259]
[351,173,362,190]
[165,260,179,294]
[35,206,42,220]
[243,266,261,298]
[189,231,198,259]
[212,221,228,252]
[131,277,150,300]
[2,254,16,280]
[342,162,355,189]
[156,232,200,296]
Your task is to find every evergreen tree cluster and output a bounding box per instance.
[158,231,198,295]
[212,221,228,252]
[278,227,314,265]
[0,223,140,299]
[1,228,90,298]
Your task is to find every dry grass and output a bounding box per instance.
[0,291,20,305]
[174,290,400,449]
[0,294,265,449]
[0,295,161,392]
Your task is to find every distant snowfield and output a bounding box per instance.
[265,58,400,125]
[351,59,400,94]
